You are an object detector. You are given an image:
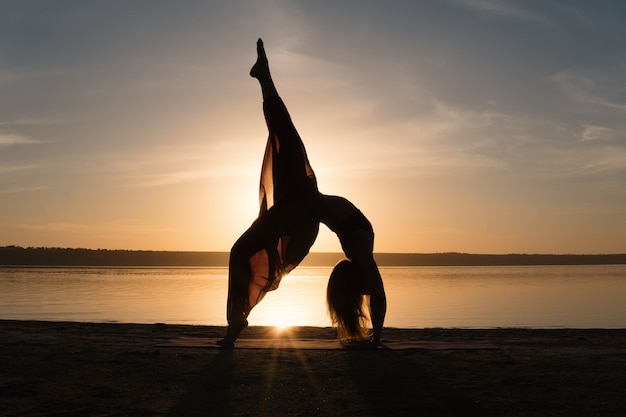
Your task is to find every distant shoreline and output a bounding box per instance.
[2,246,626,267]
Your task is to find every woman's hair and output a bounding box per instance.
[326,259,370,341]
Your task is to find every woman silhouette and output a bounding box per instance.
[218,39,320,345]
[220,40,387,348]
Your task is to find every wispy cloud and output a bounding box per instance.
[0,117,81,126]
[126,169,221,188]
[0,186,48,195]
[15,220,172,235]
[105,141,259,188]
[0,134,50,146]
[0,164,42,174]
[531,143,626,179]
[0,164,49,194]
[552,71,626,112]
[325,99,518,179]
[453,0,554,26]
[402,100,520,159]
[580,125,613,142]
[0,68,81,85]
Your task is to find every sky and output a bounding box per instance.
[1,0,625,254]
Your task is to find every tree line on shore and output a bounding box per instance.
[2,246,626,267]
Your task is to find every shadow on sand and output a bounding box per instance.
[345,349,487,416]
[166,345,487,417]
[166,349,235,417]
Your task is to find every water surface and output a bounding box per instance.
[1,265,625,328]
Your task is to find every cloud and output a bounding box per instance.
[125,169,222,188]
[552,71,626,111]
[14,220,173,239]
[0,164,41,174]
[0,117,81,126]
[529,142,626,179]
[105,141,260,188]
[328,99,519,179]
[453,0,554,26]
[14,222,96,233]
[0,185,48,195]
[0,68,67,83]
[0,134,50,146]
[570,150,626,176]
[580,125,613,142]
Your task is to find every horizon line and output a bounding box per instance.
[2,245,626,257]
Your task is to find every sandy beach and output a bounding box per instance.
[1,320,625,416]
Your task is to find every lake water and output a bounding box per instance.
[1,265,625,328]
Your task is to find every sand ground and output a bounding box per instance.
[1,320,625,416]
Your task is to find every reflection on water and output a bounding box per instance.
[1,265,625,328]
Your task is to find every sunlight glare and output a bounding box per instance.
[248,276,329,329]
[272,323,292,335]
[219,179,260,230]
[255,304,300,329]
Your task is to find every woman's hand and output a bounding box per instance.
[341,338,380,350]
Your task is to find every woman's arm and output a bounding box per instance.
[368,269,387,345]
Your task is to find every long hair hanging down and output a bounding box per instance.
[326,260,370,341]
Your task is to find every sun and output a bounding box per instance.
[265,308,296,331]
[272,323,292,335]
[246,273,330,330]
[250,299,302,330]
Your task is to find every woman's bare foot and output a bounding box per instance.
[215,339,234,348]
[250,38,270,79]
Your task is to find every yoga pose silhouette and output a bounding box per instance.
[219,39,386,348]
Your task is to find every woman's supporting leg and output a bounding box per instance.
[219,217,273,345]
[219,239,253,345]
